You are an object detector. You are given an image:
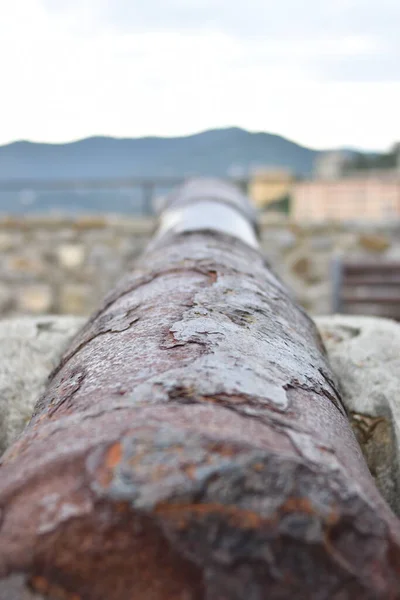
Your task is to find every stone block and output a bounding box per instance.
[60,284,91,315]
[0,232,20,251]
[358,234,391,253]
[18,285,53,313]
[0,285,13,313]
[57,243,86,269]
[7,255,45,276]
[315,315,400,515]
[291,255,311,278]
[0,316,84,454]
[335,232,358,252]
[261,229,296,252]
[309,235,333,251]
[73,215,108,230]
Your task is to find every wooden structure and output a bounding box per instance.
[332,257,400,320]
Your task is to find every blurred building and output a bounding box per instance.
[248,168,295,209]
[293,175,400,221]
[395,143,400,173]
[314,151,349,180]
[293,145,400,222]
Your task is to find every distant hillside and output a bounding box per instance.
[0,128,318,181]
[0,127,318,214]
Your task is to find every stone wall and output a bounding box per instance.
[0,216,154,317]
[259,215,400,315]
[0,213,399,317]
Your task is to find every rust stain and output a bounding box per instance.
[150,465,171,481]
[208,270,218,284]
[30,576,80,600]
[202,394,242,405]
[183,464,197,480]
[252,462,264,472]
[281,497,339,527]
[96,442,123,487]
[105,442,123,469]
[30,576,49,594]
[281,497,314,515]
[115,502,130,513]
[198,396,219,405]
[155,502,264,529]
[326,508,340,526]
[207,441,237,457]
[48,584,68,599]
[127,449,150,469]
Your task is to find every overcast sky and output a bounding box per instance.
[0,0,399,150]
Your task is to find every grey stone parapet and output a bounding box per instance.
[0,214,399,317]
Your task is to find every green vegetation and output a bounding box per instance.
[262,193,291,215]
[345,144,398,173]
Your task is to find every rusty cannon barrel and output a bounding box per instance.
[0,178,400,600]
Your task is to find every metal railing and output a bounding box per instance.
[0,176,250,216]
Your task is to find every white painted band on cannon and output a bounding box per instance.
[157,199,259,248]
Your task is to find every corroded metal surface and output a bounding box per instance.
[1,223,400,597]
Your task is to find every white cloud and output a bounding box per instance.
[0,0,399,150]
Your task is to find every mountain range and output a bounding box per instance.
[0,127,318,181]
[0,127,319,214]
